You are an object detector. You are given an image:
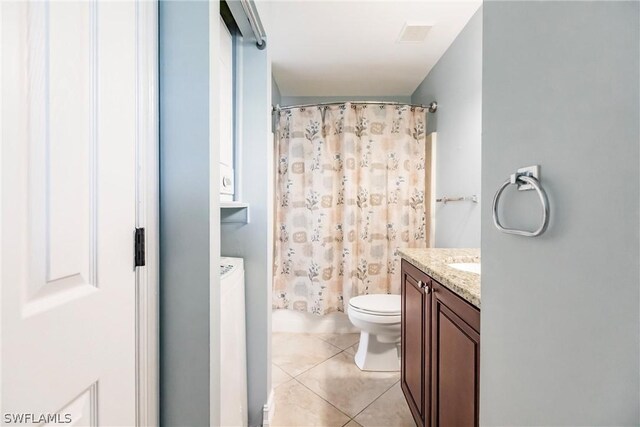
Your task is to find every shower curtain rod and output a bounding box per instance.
[272,100,438,114]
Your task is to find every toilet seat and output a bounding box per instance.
[348,294,401,316]
[348,307,400,324]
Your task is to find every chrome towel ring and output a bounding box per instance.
[492,166,550,237]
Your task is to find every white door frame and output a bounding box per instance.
[0,2,4,420]
[135,1,159,426]
[0,1,159,424]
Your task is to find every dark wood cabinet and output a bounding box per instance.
[401,261,431,425]
[401,259,480,427]
[431,280,480,427]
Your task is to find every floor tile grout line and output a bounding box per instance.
[273,332,345,353]
[292,350,340,378]
[313,333,360,350]
[292,376,353,423]
[272,332,345,377]
[275,331,359,352]
[272,360,292,375]
[288,347,345,379]
[272,332,406,426]
[272,363,296,385]
[298,347,355,378]
[271,375,399,427]
[271,365,294,387]
[295,350,401,423]
[350,378,402,422]
[341,418,354,427]
[311,334,350,353]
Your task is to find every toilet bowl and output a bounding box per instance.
[347,294,401,372]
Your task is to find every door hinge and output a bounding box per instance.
[135,228,146,267]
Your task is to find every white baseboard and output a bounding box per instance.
[271,309,358,334]
[262,388,275,426]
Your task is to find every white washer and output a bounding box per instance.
[220,257,247,426]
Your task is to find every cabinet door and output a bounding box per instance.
[401,260,431,426]
[431,281,480,427]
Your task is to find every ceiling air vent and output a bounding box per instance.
[397,23,432,43]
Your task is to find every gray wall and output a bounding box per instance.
[221,36,272,427]
[412,8,482,248]
[481,2,639,425]
[280,95,411,106]
[272,76,281,106]
[159,1,212,425]
[272,77,281,129]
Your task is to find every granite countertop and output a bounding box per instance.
[398,248,481,308]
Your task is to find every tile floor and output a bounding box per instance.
[271,332,416,427]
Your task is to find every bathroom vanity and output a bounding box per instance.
[398,248,480,427]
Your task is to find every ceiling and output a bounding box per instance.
[256,0,482,97]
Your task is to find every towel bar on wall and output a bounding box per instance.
[492,165,550,237]
[436,195,478,204]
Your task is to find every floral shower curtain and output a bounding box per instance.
[273,103,427,315]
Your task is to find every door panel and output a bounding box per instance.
[42,3,93,289]
[403,274,424,417]
[2,2,138,425]
[26,1,96,310]
[401,260,430,426]
[432,283,480,427]
[437,310,477,426]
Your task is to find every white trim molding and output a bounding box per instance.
[209,1,222,426]
[0,2,4,420]
[262,388,275,427]
[135,1,159,425]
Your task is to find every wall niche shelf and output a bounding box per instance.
[220,202,250,224]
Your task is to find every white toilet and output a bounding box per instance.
[347,294,401,372]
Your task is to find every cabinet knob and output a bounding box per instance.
[418,280,431,293]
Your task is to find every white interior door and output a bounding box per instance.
[2,2,138,425]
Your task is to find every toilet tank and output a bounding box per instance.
[219,257,247,426]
